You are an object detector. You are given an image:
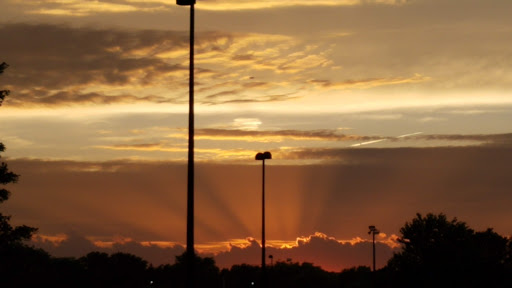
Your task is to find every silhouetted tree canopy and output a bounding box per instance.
[0,62,9,106]
[0,62,38,248]
[386,213,512,288]
[338,266,372,288]
[1,62,41,288]
[78,252,149,288]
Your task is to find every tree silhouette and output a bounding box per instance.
[0,62,37,246]
[0,62,46,288]
[0,62,9,106]
[338,266,372,288]
[269,261,338,288]
[386,213,511,288]
[79,252,149,288]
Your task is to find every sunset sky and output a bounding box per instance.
[1,0,512,271]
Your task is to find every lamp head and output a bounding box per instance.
[177,0,195,5]
[255,151,272,160]
[368,225,380,235]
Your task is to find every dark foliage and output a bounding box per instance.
[0,62,42,287]
[78,252,149,288]
[0,62,9,106]
[339,266,373,288]
[0,142,35,247]
[386,213,512,288]
[0,244,53,287]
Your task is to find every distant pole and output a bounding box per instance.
[256,152,272,288]
[372,231,375,271]
[176,1,196,288]
[368,225,380,272]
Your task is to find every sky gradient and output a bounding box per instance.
[1,0,512,271]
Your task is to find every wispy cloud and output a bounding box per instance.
[0,23,195,106]
[309,74,431,90]
[94,141,257,160]
[195,0,411,11]
[87,130,512,162]
[0,24,336,107]
[16,0,412,16]
[20,0,165,16]
[188,128,380,143]
[95,142,186,152]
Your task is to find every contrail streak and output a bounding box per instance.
[396,132,423,138]
[351,132,423,147]
[351,139,386,147]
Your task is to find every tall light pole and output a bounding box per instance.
[255,151,271,288]
[368,225,380,272]
[176,1,195,287]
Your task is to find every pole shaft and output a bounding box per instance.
[262,159,266,288]
[372,232,376,272]
[186,3,195,288]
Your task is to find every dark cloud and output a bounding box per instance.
[1,23,188,86]
[6,89,179,107]
[278,133,512,160]
[214,233,398,272]
[231,54,255,61]
[195,128,380,142]
[32,232,186,267]
[5,144,512,245]
[202,91,299,105]
[280,145,512,164]
[0,23,235,106]
[416,133,512,147]
[0,23,315,107]
[107,143,165,150]
[31,231,397,271]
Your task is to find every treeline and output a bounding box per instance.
[0,247,336,287]
[2,213,512,288]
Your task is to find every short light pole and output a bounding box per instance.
[368,225,380,272]
[176,1,196,288]
[256,151,272,288]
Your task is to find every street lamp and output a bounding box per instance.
[255,151,271,288]
[368,225,380,272]
[176,1,196,287]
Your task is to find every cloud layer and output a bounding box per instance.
[4,0,512,110]
[32,231,398,271]
[5,144,512,250]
